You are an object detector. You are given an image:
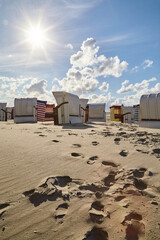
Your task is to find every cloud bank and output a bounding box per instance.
[2,38,158,109]
[114,77,159,107]
[57,38,128,95]
[117,77,157,94]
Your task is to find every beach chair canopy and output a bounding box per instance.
[52,91,82,124]
[88,103,106,121]
[14,98,37,123]
[139,93,160,129]
[0,103,7,121]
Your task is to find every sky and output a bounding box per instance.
[0,0,160,109]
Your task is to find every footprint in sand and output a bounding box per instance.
[89,201,108,224]
[114,137,121,145]
[122,211,145,240]
[39,134,47,137]
[119,150,129,157]
[0,203,10,210]
[103,171,116,187]
[25,176,73,206]
[133,168,147,178]
[53,176,72,188]
[92,141,99,146]
[55,202,69,223]
[134,178,147,190]
[52,140,59,143]
[0,211,6,218]
[102,131,114,137]
[136,131,147,137]
[125,220,145,240]
[117,131,127,136]
[152,148,160,158]
[83,226,109,240]
[72,144,81,148]
[136,149,149,154]
[68,133,78,136]
[122,211,142,225]
[102,161,118,167]
[71,152,84,158]
[0,202,11,218]
[87,156,99,165]
[95,191,103,199]
[22,189,35,197]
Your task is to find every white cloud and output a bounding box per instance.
[143,59,153,69]
[130,59,153,73]
[0,76,54,106]
[1,83,8,89]
[0,76,30,106]
[0,76,31,103]
[99,82,109,92]
[52,77,59,84]
[111,94,139,107]
[88,92,114,110]
[23,79,54,102]
[70,38,128,77]
[52,84,61,91]
[122,80,129,85]
[24,79,47,95]
[22,79,56,103]
[131,65,139,72]
[57,38,128,95]
[95,56,128,78]
[59,69,98,95]
[70,38,98,68]
[0,76,29,84]
[149,83,160,93]
[88,92,112,103]
[113,77,160,107]
[117,77,157,94]
[65,43,73,50]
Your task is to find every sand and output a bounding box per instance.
[0,120,160,240]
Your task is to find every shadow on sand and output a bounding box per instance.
[62,123,95,130]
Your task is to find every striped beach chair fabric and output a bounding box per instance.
[37,100,47,122]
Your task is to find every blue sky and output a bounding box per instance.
[0,0,160,109]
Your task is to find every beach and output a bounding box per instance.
[0,120,160,240]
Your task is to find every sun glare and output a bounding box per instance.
[26,26,46,48]
[17,20,59,58]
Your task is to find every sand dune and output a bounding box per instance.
[0,121,160,240]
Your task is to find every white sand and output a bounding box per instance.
[0,120,160,240]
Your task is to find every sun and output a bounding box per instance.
[17,20,59,57]
[26,25,46,49]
